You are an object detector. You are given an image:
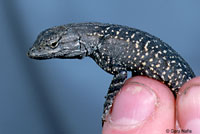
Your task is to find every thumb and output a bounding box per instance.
[102,76,175,134]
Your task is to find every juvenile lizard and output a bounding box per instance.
[27,22,195,124]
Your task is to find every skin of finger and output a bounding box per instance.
[176,77,200,129]
[102,76,175,134]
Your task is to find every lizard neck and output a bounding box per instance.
[78,34,104,57]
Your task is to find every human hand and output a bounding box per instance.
[102,76,200,134]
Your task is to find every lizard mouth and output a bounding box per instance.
[27,47,53,60]
[27,51,82,60]
[27,51,50,60]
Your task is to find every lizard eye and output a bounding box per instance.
[50,41,59,48]
[49,37,62,49]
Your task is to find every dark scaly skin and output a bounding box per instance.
[27,22,195,124]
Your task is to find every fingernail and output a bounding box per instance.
[108,82,157,129]
[177,86,200,134]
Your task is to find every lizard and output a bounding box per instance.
[27,22,195,124]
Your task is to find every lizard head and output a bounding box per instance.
[27,25,87,59]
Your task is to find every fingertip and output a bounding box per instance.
[177,77,200,133]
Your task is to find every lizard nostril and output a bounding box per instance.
[27,47,35,57]
[27,50,31,57]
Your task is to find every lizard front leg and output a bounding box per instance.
[102,71,127,124]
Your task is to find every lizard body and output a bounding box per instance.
[27,22,195,123]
